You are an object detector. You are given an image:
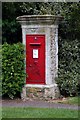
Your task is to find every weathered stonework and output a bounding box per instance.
[21,85,60,100]
[16,15,62,100]
[50,27,57,82]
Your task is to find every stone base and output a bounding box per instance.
[21,84,60,100]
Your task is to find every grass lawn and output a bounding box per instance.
[64,96,80,105]
[2,107,79,118]
[53,96,80,105]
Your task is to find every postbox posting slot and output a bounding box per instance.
[30,43,41,46]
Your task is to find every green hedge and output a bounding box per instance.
[56,39,80,96]
[2,43,25,99]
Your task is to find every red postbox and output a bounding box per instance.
[26,35,45,84]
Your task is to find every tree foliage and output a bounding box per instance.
[59,3,80,40]
[2,2,80,43]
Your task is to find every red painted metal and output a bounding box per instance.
[26,35,45,84]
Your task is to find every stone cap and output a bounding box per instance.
[16,15,63,25]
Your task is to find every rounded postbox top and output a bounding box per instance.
[16,15,63,25]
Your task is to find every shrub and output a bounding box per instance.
[2,43,25,99]
[56,39,80,96]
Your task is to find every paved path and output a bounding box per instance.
[2,99,79,110]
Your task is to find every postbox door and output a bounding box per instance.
[26,35,45,84]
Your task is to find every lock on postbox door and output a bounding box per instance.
[26,35,45,84]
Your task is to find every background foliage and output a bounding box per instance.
[2,43,25,98]
[2,2,80,43]
[2,2,80,97]
[57,39,80,96]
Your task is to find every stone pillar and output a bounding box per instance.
[16,15,62,100]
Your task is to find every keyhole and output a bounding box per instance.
[30,64,32,67]
[34,37,37,40]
